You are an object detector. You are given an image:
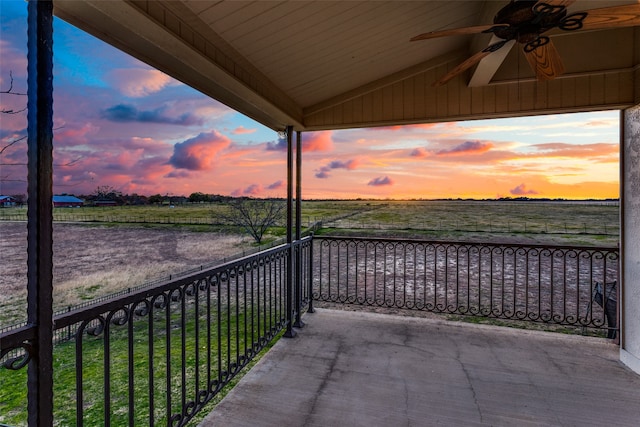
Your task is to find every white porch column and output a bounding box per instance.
[621,103,640,374]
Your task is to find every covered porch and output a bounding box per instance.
[3,1,640,426]
[49,0,640,377]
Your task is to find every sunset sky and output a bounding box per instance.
[0,1,620,200]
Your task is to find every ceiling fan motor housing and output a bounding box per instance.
[493,0,568,44]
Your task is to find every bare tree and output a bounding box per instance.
[220,198,285,244]
[1,71,26,115]
[0,72,66,164]
[1,72,27,190]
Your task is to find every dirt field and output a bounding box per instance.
[1,222,253,326]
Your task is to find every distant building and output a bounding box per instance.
[0,195,17,207]
[52,195,84,208]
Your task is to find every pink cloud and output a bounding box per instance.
[315,158,360,179]
[165,170,191,178]
[437,141,493,156]
[267,180,285,190]
[49,146,176,195]
[54,123,100,146]
[368,176,393,186]
[168,131,230,171]
[510,183,538,196]
[231,126,257,135]
[232,183,267,196]
[0,41,27,90]
[330,159,359,170]
[410,147,428,158]
[244,184,262,195]
[107,68,174,97]
[266,130,334,153]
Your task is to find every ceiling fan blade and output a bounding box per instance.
[524,39,565,81]
[410,24,508,41]
[579,4,640,31]
[432,44,504,87]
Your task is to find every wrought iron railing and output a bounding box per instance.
[0,235,619,426]
[313,237,619,333]
[0,237,312,426]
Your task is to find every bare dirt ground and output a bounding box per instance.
[1,222,253,326]
[2,215,617,327]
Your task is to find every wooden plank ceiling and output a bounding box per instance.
[54,0,640,132]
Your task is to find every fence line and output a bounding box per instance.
[0,213,619,236]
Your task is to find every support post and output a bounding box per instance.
[26,1,55,425]
[284,126,296,338]
[294,131,305,327]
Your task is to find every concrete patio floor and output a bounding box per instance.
[199,308,640,427]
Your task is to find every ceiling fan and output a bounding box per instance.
[410,0,640,86]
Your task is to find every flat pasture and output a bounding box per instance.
[0,199,618,327]
[316,199,619,246]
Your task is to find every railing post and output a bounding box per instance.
[308,233,315,313]
[26,1,55,425]
[294,130,305,327]
[284,126,296,338]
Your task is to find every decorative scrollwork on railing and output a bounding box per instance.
[81,316,106,338]
[133,299,151,317]
[1,342,33,370]
[314,237,618,331]
[106,307,130,327]
[184,281,198,297]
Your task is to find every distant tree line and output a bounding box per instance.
[2,188,287,207]
[72,186,245,206]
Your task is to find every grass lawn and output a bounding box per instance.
[1,300,284,426]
